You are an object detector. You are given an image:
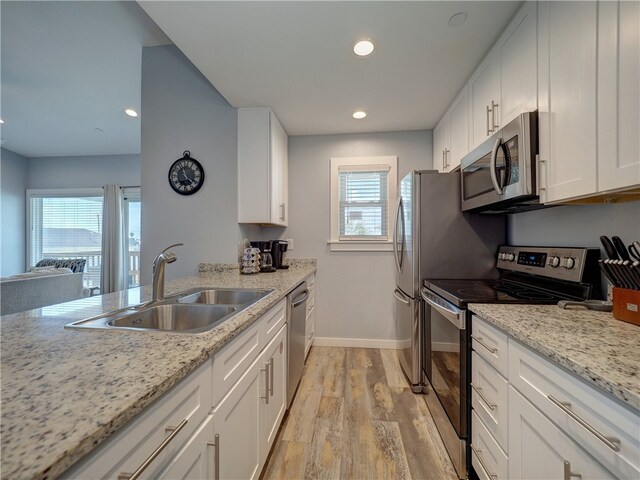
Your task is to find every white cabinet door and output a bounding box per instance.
[499,1,537,126]
[260,324,287,464]
[469,49,500,148]
[158,416,215,480]
[598,0,640,192]
[448,87,469,171]
[433,116,449,172]
[508,386,614,480]
[238,108,288,226]
[211,357,263,480]
[538,1,598,203]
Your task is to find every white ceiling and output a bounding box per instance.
[139,1,522,136]
[0,1,170,158]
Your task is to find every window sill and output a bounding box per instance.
[327,240,393,252]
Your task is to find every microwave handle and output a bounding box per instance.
[489,136,503,195]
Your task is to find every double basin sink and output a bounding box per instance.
[65,288,273,334]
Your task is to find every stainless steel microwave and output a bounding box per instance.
[460,112,542,214]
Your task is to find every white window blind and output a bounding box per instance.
[28,189,104,288]
[338,165,390,240]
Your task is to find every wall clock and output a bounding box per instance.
[168,150,204,195]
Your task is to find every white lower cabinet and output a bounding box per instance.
[157,415,216,480]
[260,324,287,461]
[508,387,614,479]
[212,356,263,480]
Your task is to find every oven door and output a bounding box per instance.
[461,112,536,212]
[421,287,468,439]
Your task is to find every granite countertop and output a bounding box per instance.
[0,259,316,480]
[469,303,640,411]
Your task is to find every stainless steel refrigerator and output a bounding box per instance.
[393,170,505,392]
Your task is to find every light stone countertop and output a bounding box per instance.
[469,303,640,411]
[0,259,316,480]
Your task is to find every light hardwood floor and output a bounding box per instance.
[261,347,457,480]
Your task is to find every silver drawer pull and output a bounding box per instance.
[261,364,270,404]
[471,383,497,410]
[269,357,274,397]
[207,434,220,480]
[563,461,582,480]
[118,418,188,480]
[471,335,497,354]
[470,444,498,479]
[548,395,621,452]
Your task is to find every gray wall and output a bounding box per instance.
[1,148,29,275]
[282,130,432,344]
[27,154,140,189]
[508,202,640,250]
[141,45,250,282]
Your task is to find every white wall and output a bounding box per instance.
[283,130,432,346]
[140,45,254,282]
[0,148,29,275]
[27,154,140,189]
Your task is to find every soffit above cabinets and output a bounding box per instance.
[138,1,522,136]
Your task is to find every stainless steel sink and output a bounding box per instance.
[65,287,273,333]
[177,288,270,305]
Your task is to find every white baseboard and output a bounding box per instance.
[312,337,411,350]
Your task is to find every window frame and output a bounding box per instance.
[25,187,104,272]
[329,156,397,252]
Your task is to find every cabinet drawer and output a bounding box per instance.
[212,319,261,407]
[66,360,212,479]
[472,411,508,480]
[509,339,640,478]
[472,351,509,453]
[261,298,286,344]
[472,315,509,377]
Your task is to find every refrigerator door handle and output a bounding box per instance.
[393,288,411,306]
[393,196,404,273]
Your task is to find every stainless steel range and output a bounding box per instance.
[421,245,601,479]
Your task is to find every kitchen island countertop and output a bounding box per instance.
[469,303,640,411]
[0,260,316,480]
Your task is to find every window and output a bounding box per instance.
[329,156,397,251]
[122,187,141,288]
[27,189,104,289]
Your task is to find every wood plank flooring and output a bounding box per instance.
[261,347,457,480]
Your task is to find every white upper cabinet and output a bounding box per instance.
[597,0,640,193]
[433,86,468,172]
[238,108,289,226]
[461,2,538,151]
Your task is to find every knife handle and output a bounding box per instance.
[612,236,631,261]
[600,236,619,260]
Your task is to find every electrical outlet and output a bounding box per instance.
[286,238,294,250]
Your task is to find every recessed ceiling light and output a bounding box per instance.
[353,111,367,119]
[124,108,138,118]
[353,39,375,57]
[448,12,468,27]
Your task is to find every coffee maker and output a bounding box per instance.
[271,240,289,269]
[250,241,275,272]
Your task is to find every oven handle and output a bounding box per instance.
[489,136,503,195]
[421,287,465,330]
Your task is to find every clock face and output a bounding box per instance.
[168,155,204,195]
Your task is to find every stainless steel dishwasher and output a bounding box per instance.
[287,282,308,408]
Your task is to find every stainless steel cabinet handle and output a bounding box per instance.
[491,100,499,131]
[471,335,497,354]
[444,148,450,170]
[261,364,270,404]
[269,357,274,396]
[470,444,498,479]
[486,105,492,136]
[471,383,497,410]
[563,461,582,480]
[207,434,220,480]
[117,418,188,480]
[279,202,285,221]
[548,395,621,451]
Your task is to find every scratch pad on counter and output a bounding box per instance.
[612,287,640,326]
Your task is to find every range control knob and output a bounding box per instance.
[562,257,576,269]
[499,253,506,260]
[549,256,560,268]
[506,253,515,262]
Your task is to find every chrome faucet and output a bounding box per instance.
[152,243,183,303]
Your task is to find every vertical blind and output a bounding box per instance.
[338,165,390,240]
